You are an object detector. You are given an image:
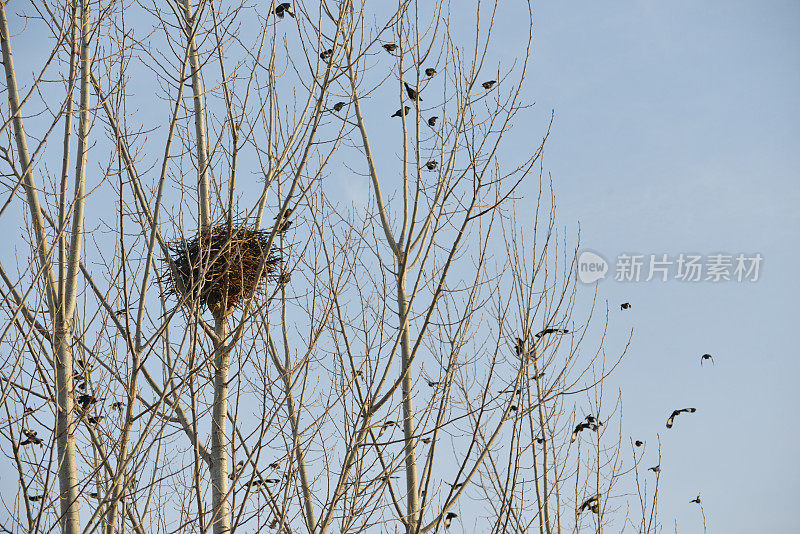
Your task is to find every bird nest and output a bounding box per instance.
[162,223,284,317]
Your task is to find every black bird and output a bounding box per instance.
[446,482,464,490]
[404,82,422,102]
[620,302,631,310]
[391,106,410,118]
[536,437,545,444]
[268,462,280,469]
[425,379,439,387]
[570,421,599,443]
[382,43,397,53]
[87,416,103,425]
[634,440,643,447]
[77,394,101,410]
[425,67,436,77]
[90,492,99,498]
[425,160,437,171]
[427,116,438,127]
[20,434,43,446]
[666,408,696,429]
[690,494,701,504]
[515,337,525,357]
[264,478,280,484]
[535,327,569,339]
[444,512,458,529]
[273,3,295,18]
[76,381,87,391]
[274,207,293,219]
[111,401,124,412]
[509,405,518,412]
[228,460,244,480]
[29,495,44,502]
[648,465,660,473]
[585,414,601,425]
[421,437,432,444]
[701,353,714,365]
[381,475,400,481]
[278,219,292,232]
[355,370,363,377]
[320,49,333,61]
[481,80,496,89]
[332,101,346,112]
[577,494,600,514]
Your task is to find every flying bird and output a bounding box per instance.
[570,421,599,443]
[403,82,422,102]
[481,80,496,89]
[446,482,464,490]
[425,160,437,171]
[382,43,397,53]
[427,116,438,127]
[535,327,569,339]
[273,2,295,18]
[701,353,714,365]
[320,49,333,61]
[620,302,631,310]
[391,106,410,118]
[690,494,701,504]
[648,465,661,473]
[425,67,436,77]
[444,512,458,529]
[666,408,696,429]
[332,101,346,112]
[577,494,600,514]
[421,437,432,444]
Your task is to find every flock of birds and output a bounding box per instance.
[573,301,714,518]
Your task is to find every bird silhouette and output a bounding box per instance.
[635,440,643,447]
[382,43,397,53]
[274,207,293,219]
[620,302,631,310]
[425,379,439,387]
[20,429,43,446]
[404,82,422,102]
[690,494,701,504]
[425,67,436,77]
[648,465,661,473]
[264,478,280,484]
[666,408,696,429]
[28,495,44,502]
[111,401,124,412]
[570,421,599,442]
[421,437,432,444]
[87,416,103,425]
[482,80,497,89]
[515,336,525,357]
[446,482,464,490]
[535,437,544,444]
[228,460,244,480]
[577,494,600,514]
[332,101,346,112]
[510,405,518,412]
[425,160,437,171]
[428,116,438,127]
[701,353,714,365]
[391,106,410,118]
[77,394,101,410]
[535,327,569,339]
[444,512,458,529]
[268,462,280,469]
[320,49,333,61]
[273,3,294,18]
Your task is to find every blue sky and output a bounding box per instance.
[520,1,799,532]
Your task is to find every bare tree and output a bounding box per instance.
[0,1,676,533]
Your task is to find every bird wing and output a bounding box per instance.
[666,415,675,428]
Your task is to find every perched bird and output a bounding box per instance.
[21,428,37,439]
[111,401,124,412]
[76,381,87,391]
[268,462,280,469]
[228,460,244,480]
[381,475,400,481]
[421,437,432,444]
[690,494,701,504]
[620,302,631,310]
[634,440,643,447]
[444,512,458,529]
[577,494,600,514]
[378,420,396,436]
[425,160,438,171]
[570,421,599,443]
[425,379,439,387]
[666,408,696,429]
[509,405,518,412]
[446,482,464,490]
[332,101,346,112]
[355,370,363,377]
[89,492,99,499]
[391,106,410,118]
[514,337,525,357]
[427,116,438,127]
[535,327,569,339]
[278,219,292,232]
[320,49,333,61]
[274,207,293,219]
[701,353,714,365]
[425,67,436,77]
[87,416,104,425]
[648,465,661,473]
[535,437,545,444]
[20,430,43,446]
[28,495,44,502]
[77,394,101,410]
[382,43,397,53]
[264,478,280,484]
[404,82,422,102]
[273,3,295,18]
[481,80,497,89]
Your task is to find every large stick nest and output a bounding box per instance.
[162,223,284,317]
